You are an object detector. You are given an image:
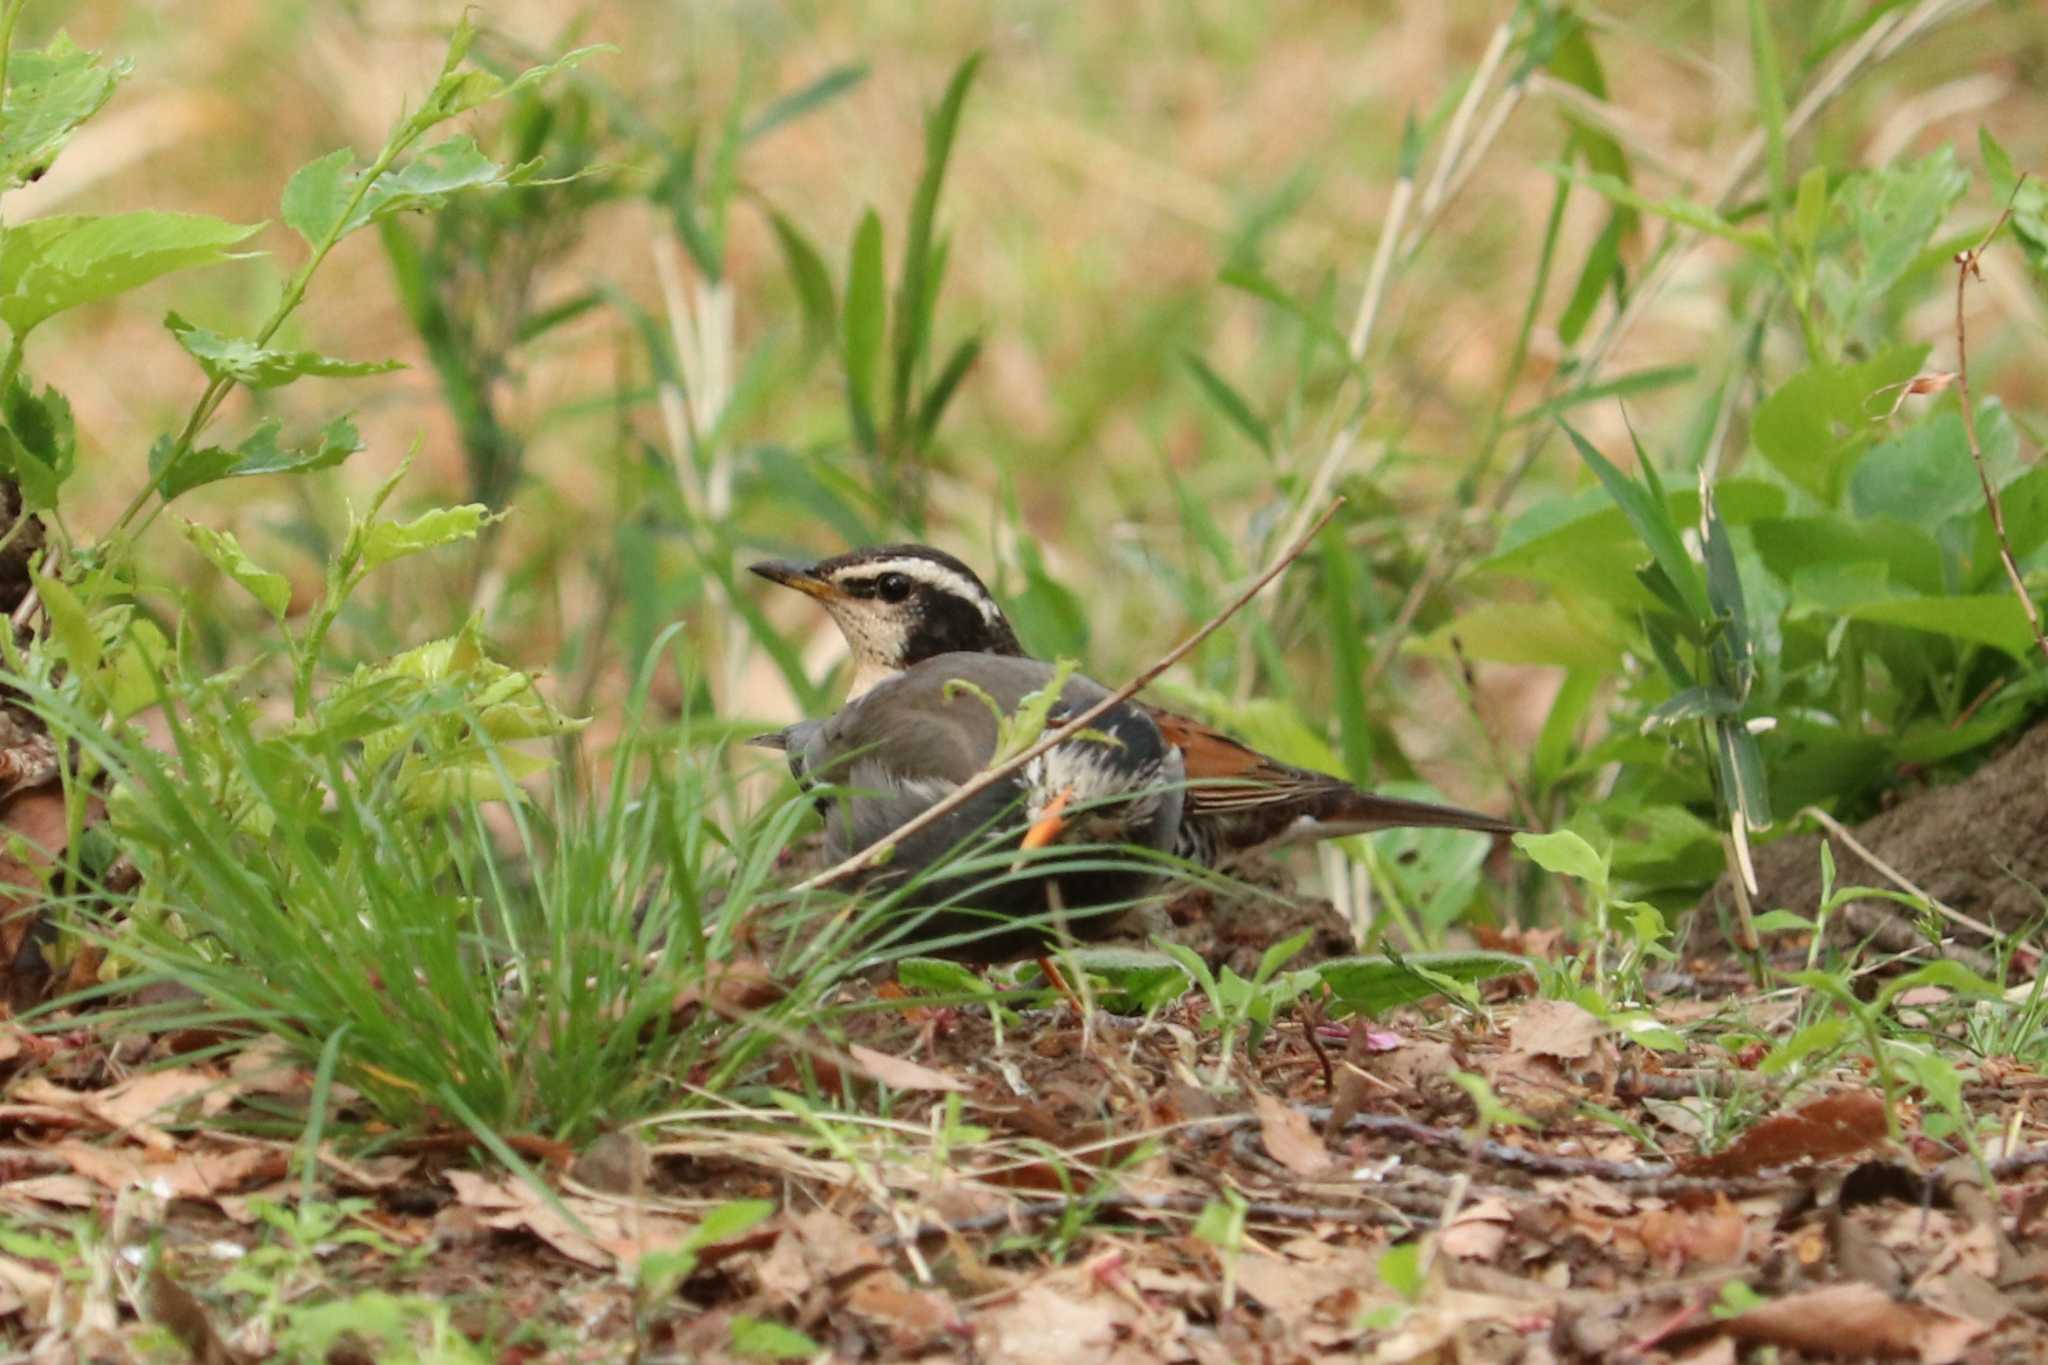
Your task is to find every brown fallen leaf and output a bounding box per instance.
[843,1267,962,1352]
[54,1139,285,1201]
[976,1279,1138,1365]
[847,1043,969,1093]
[1438,1196,1514,1261]
[87,1068,238,1147]
[1679,1090,1887,1178]
[1507,999,1604,1061]
[1254,1092,1333,1178]
[1720,1282,1986,1363]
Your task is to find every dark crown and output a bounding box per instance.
[816,544,1025,663]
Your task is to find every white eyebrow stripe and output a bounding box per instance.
[841,557,1002,625]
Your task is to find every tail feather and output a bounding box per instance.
[1307,787,1518,837]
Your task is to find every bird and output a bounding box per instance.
[750,543,1516,869]
[754,652,1186,961]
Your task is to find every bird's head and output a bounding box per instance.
[749,544,1023,689]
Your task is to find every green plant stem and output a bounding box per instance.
[104,136,421,543]
[0,332,23,399]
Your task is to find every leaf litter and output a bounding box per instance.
[3,922,2047,1360]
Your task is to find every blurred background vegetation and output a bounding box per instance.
[11,0,2048,921]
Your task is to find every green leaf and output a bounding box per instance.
[1850,404,2018,531]
[1982,127,2048,277]
[1408,598,1625,670]
[0,34,128,192]
[1830,148,1970,326]
[914,335,981,446]
[183,522,291,621]
[282,137,530,249]
[165,312,402,389]
[768,212,836,346]
[890,54,982,438]
[1843,593,2040,659]
[745,63,868,144]
[1549,165,1773,254]
[1559,420,1709,624]
[1184,354,1273,458]
[1511,830,1608,886]
[843,209,885,450]
[0,211,262,335]
[361,504,493,568]
[157,416,365,502]
[730,1317,822,1361]
[1314,951,1527,1018]
[29,566,98,678]
[1874,960,2008,1010]
[1751,346,1927,503]
[1064,947,1195,1013]
[104,618,170,721]
[0,378,75,510]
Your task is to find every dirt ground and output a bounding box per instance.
[5,866,2048,1364]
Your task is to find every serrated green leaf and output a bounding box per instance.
[166,312,402,389]
[0,34,127,192]
[281,137,527,249]
[361,504,493,568]
[0,378,75,510]
[157,416,365,502]
[30,566,98,678]
[0,211,261,335]
[183,522,291,621]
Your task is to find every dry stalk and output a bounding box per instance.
[792,498,1347,894]
[1951,178,2048,667]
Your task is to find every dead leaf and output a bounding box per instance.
[1438,1196,1514,1261]
[444,1168,710,1272]
[1720,1282,1986,1363]
[1,1172,98,1208]
[1679,1090,1888,1177]
[844,1268,961,1351]
[1254,1092,1332,1177]
[87,1068,237,1148]
[53,1139,285,1201]
[847,1043,969,1092]
[1507,1000,1604,1061]
[977,1280,1135,1365]
[1631,1196,1745,1267]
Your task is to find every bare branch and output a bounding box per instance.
[1953,175,2048,667]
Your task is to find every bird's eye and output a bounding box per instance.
[876,573,912,603]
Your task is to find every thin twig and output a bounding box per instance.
[791,499,1347,893]
[1798,805,2008,947]
[1951,176,2048,667]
